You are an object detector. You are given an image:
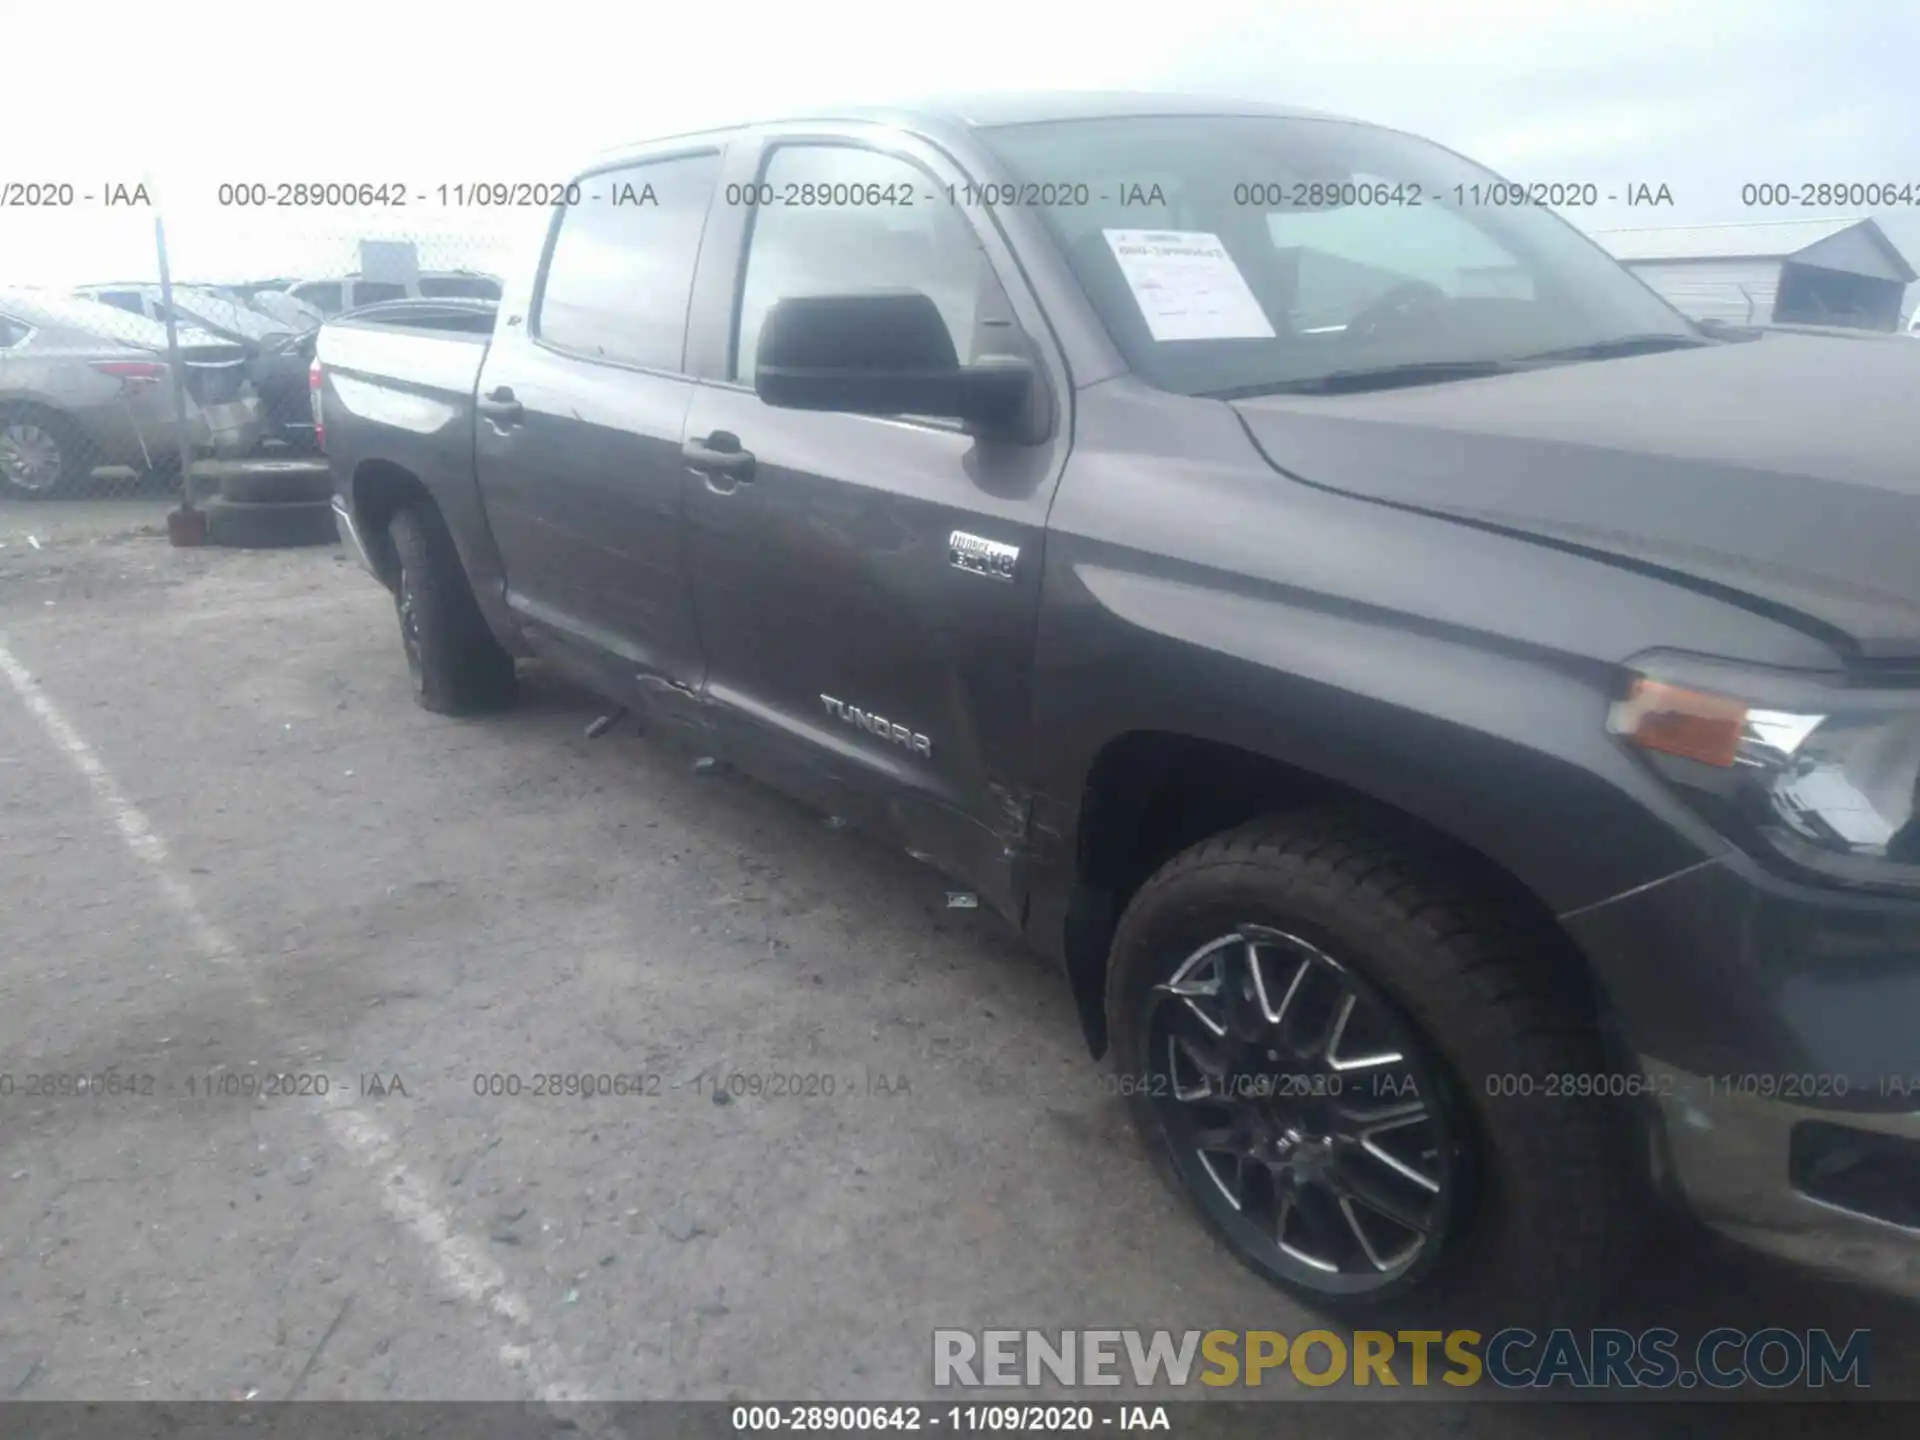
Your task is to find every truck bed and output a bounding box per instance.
[316,302,498,492]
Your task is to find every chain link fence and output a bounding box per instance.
[1,202,524,522]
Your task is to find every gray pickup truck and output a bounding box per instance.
[316,91,1920,1324]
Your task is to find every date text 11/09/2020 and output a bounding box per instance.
[731,1405,1172,1432]
[210,181,644,208]
[5,177,1698,212]
[0,1071,407,1099]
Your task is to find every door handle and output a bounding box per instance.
[477,387,523,424]
[682,432,755,483]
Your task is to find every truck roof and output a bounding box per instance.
[597,91,1348,157]
[833,91,1344,128]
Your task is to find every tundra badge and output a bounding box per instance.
[950,530,1019,582]
[820,695,932,757]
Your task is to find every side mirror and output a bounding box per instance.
[754,291,1032,430]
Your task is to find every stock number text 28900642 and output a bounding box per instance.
[212,181,596,207]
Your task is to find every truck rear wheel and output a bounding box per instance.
[1106,808,1642,1327]
[387,503,517,715]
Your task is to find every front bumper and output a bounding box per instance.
[1644,1056,1920,1297]
[1565,851,1920,1297]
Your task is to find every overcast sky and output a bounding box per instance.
[5,0,1917,290]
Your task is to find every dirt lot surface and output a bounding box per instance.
[0,497,1911,1433]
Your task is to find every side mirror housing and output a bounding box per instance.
[754,291,1034,433]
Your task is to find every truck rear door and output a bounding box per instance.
[471,146,725,701]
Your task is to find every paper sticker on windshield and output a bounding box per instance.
[1102,230,1277,343]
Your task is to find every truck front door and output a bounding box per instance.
[677,130,1073,918]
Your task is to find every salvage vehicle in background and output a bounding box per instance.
[225,285,326,331]
[75,283,318,452]
[225,277,298,303]
[78,282,295,345]
[285,270,502,318]
[196,277,326,330]
[0,289,263,498]
[315,92,1920,1324]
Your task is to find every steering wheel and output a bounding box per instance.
[1343,280,1449,344]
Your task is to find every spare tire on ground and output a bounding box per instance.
[215,465,333,505]
[204,496,339,548]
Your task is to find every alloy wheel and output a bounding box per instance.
[396,567,425,693]
[1143,924,1466,1295]
[0,422,66,493]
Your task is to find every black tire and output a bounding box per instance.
[0,407,90,500]
[204,496,340,548]
[1107,808,1642,1329]
[216,465,333,505]
[387,503,517,715]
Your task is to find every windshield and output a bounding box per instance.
[979,115,1697,396]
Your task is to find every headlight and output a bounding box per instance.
[1608,663,1920,892]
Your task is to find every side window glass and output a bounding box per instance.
[732,145,998,384]
[536,152,722,372]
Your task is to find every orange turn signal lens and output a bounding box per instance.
[1608,677,1748,768]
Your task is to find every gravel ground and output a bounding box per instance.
[0,497,1913,1431]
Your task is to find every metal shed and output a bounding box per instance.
[1589,217,1916,331]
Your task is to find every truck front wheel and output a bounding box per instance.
[1106,809,1643,1327]
[387,503,517,715]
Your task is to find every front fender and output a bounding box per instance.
[1022,383,1843,1052]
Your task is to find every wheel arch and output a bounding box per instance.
[1050,725,1665,1072]
[348,457,434,591]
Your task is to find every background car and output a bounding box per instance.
[0,289,263,498]
[282,270,502,317]
[222,277,298,306]
[77,282,298,345]
[74,283,319,451]
[207,278,325,329]
[225,286,326,331]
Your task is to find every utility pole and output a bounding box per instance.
[157,214,207,545]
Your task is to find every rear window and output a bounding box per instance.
[353,282,408,305]
[535,151,721,372]
[420,276,500,300]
